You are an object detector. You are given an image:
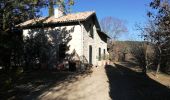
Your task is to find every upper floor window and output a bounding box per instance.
[89,24,94,38]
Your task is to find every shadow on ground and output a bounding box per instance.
[105,63,170,100]
[0,69,92,100]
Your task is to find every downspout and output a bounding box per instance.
[78,21,84,63]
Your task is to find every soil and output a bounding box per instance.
[37,66,111,100]
[2,62,170,100]
[147,72,170,88]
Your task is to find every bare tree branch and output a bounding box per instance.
[100,16,128,40]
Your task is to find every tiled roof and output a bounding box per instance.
[17,11,95,27]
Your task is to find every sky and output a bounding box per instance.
[41,0,151,41]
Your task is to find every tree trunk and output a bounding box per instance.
[144,43,148,73]
[145,60,148,73]
[3,13,6,30]
[156,62,161,76]
[156,45,162,77]
[48,0,54,16]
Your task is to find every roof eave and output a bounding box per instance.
[16,11,102,30]
[97,30,110,39]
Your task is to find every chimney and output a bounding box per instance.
[54,7,64,18]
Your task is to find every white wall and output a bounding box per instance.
[61,25,83,56]
[23,25,83,58]
[23,21,108,66]
[94,25,108,66]
[82,21,95,64]
[82,19,108,66]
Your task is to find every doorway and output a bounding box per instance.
[89,45,92,64]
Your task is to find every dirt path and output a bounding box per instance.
[37,66,111,100]
[17,62,170,100]
[106,63,170,100]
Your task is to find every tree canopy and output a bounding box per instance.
[0,0,75,71]
[139,0,170,74]
[100,17,128,40]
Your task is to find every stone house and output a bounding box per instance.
[17,8,109,66]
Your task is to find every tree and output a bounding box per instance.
[0,0,75,93]
[0,0,49,93]
[0,0,75,70]
[151,0,170,73]
[140,0,170,76]
[108,41,128,62]
[48,0,74,16]
[100,17,128,40]
[23,27,73,70]
[0,0,47,71]
[149,0,170,75]
[129,42,158,74]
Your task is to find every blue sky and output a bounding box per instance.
[41,0,151,41]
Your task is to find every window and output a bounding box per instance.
[59,44,67,60]
[99,48,101,61]
[104,49,106,60]
[89,24,94,38]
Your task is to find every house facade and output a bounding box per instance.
[18,8,109,66]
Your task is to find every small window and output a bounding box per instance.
[89,24,94,38]
[59,44,67,60]
[104,49,106,60]
[99,48,101,61]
